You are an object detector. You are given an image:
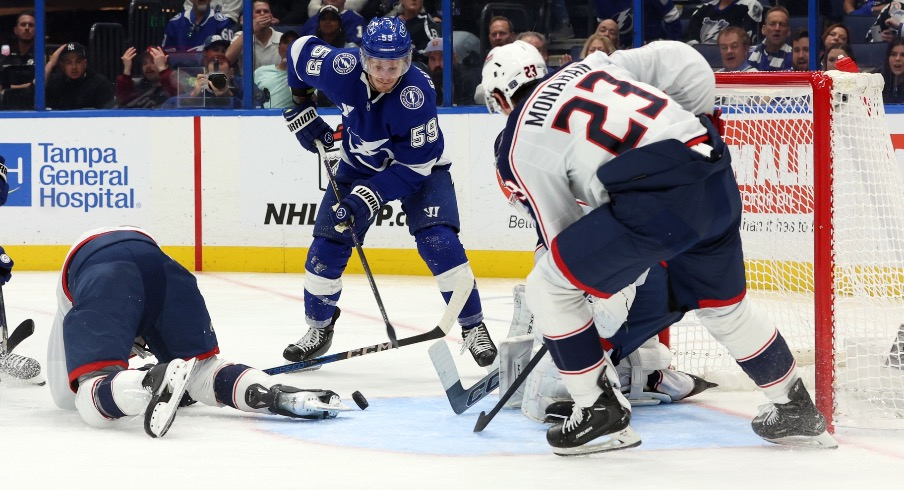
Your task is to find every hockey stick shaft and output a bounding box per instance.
[473,344,548,432]
[0,284,9,353]
[315,140,398,348]
[263,274,472,375]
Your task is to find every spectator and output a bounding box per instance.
[474,16,517,105]
[592,0,682,48]
[2,10,35,65]
[844,0,893,15]
[301,0,365,46]
[686,0,765,46]
[488,16,516,51]
[875,37,904,102]
[45,43,114,110]
[0,11,37,110]
[202,34,232,64]
[226,0,283,73]
[254,30,299,108]
[823,43,857,70]
[746,6,793,71]
[595,18,621,48]
[116,46,178,108]
[395,0,440,64]
[423,37,479,106]
[822,23,851,51]
[163,0,237,53]
[517,31,572,67]
[718,26,758,71]
[791,28,810,71]
[170,54,241,107]
[182,0,243,22]
[313,5,352,48]
[580,34,616,59]
[867,2,904,43]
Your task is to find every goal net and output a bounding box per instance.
[669,71,904,430]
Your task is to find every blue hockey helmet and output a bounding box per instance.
[360,17,412,78]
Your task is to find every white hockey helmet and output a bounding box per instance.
[481,40,548,114]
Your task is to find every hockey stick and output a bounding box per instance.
[473,344,548,433]
[0,283,36,354]
[262,274,472,375]
[0,283,8,353]
[428,340,500,414]
[6,319,35,353]
[315,139,398,348]
[0,285,42,380]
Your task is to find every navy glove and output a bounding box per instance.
[0,245,13,285]
[330,183,383,233]
[283,103,334,153]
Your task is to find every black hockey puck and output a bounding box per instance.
[352,390,368,410]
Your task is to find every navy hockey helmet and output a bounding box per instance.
[360,16,413,78]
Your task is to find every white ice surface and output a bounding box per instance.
[1,272,902,489]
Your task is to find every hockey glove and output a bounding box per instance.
[0,245,13,285]
[330,183,383,233]
[283,103,334,154]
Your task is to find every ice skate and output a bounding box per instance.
[751,378,838,448]
[283,308,339,362]
[546,366,641,456]
[246,383,352,419]
[461,322,497,367]
[143,358,197,438]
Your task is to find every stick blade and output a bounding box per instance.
[7,319,36,352]
[473,411,491,432]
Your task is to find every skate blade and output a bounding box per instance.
[144,358,197,438]
[763,430,839,449]
[552,426,642,456]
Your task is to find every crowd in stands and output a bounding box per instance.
[1,0,904,108]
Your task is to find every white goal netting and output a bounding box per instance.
[670,72,904,430]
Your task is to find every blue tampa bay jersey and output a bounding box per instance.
[286,36,449,202]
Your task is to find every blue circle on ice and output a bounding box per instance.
[257,396,767,456]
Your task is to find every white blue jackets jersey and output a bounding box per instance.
[286,36,449,201]
[494,42,715,249]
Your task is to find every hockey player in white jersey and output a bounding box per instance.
[483,40,836,455]
[281,16,496,368]
[46,226,351,438]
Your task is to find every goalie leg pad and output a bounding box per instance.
[521,349,572,423]
[507,284,533,338]
[498,334,534,408]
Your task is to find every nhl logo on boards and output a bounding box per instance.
[400,86,424,110]
[333,53,357,74]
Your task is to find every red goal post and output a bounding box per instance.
[668,71,904,431]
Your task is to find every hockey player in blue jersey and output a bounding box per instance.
[280,16,497,367]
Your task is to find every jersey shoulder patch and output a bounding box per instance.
[332,52,358,75]
[399,85,426,110]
